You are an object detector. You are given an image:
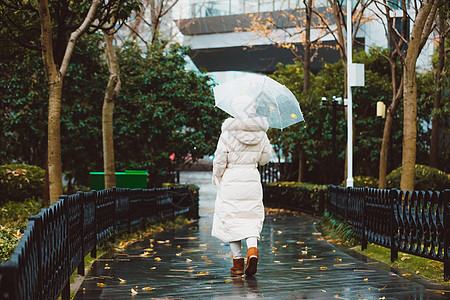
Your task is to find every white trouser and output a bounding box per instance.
[230,237,258,259]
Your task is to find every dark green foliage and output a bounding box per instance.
[0,164,45,204]
[0,199,42,262]
[386,164,450,190]
[263,182,327,214]
[0,35,222,189]
[115,41,223,186]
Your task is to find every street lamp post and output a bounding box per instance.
[346,0,354,188]
[322,96,345,184]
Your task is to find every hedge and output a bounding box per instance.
[0,164,45,204]
[263,182,327,214]
[386,164,450,191]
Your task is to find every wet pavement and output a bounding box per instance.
[75,172,449,299]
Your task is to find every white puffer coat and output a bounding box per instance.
[211,117,273,242]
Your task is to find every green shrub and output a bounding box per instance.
[0,164,45,204]
[0,228,21,262]
[386,164,450,191]
[340,176,378,188]
[0,199,42,262]
[263,182,327,214]
[320,212,358,246]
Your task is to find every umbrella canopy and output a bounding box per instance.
[213,74,304,129]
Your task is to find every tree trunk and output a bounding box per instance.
[378,62,402,189]
[298,150,306,182]
[430,9,445,168]
[298,0,312,183]
[102,30,120,189]
[38,0,63,204]
[38,0,100,203]
[378,111,394,189]
[48,79,64,202]
[303,0,312,94]
[400,0,435,191]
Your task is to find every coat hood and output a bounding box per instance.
[222,117,269,145]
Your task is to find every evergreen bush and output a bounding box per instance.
[340,176,378,188]
[386,164,450,191]
[0,164,45,203]
[263,182,327,214]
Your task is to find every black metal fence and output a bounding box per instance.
[0,186,198,300]
[259,162,298,183]
[327,185,450,280]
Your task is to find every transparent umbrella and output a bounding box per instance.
[213,74,304,129]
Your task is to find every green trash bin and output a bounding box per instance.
[89,170,148,190]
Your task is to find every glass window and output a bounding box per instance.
[191,0,230,17]
[388,0,410,9]
[259,0,275,12]
[244,0,259,13]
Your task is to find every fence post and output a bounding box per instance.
[444,189,449,281]
[361,188,368,251]
[91,191,97,259]
[345,187,349,223]
[28,214,43,300]
[0,262,19,300]
[77,192,85,276]
[60,195,71,300]
[390,189,399,262]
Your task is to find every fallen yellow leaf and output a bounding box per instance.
[97,283,106,287]
[225,279,232,283]
[320,266,327,270]
[104,266,110,270]
[298,259,304,262]
[150,266,156,270]
[306,276,311,279]
[296,241,304,244]
[118,278,126,283]
[205,260,212,263]
[201,255,207,258]
[363,278,368,281]
[312,232,322,236]
[186,258,192,262]
[403,273,411,276]
[131,288,138,295]
[334,258,342,262]
[142,287,154,291]
[154,257,161,261]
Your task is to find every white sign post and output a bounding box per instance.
[346,0,365,187]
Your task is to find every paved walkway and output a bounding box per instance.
[75,172,448,299]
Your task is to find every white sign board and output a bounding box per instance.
[349,63,365,87]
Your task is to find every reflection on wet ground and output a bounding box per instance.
[75,172,449,299]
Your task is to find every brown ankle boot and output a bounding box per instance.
[230,258,244,276]
[245,247,259,276]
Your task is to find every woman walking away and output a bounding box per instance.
[211,96,274,277]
